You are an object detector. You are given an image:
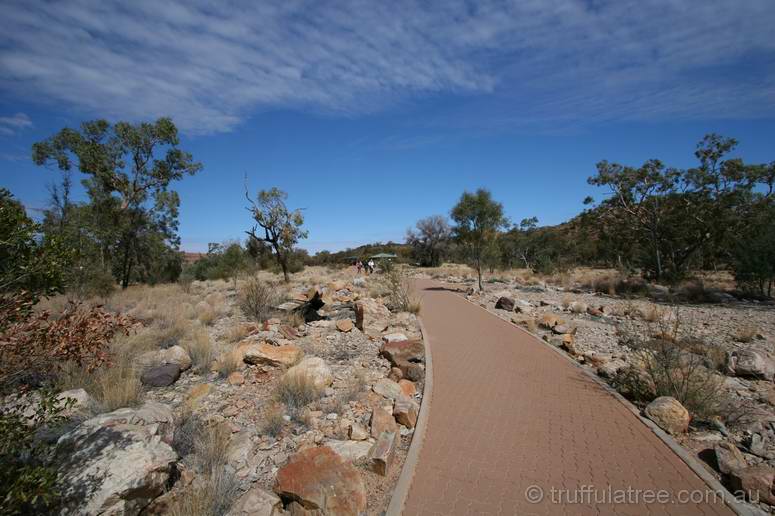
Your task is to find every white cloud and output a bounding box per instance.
[0,1,773,134]
[0,113,33,135]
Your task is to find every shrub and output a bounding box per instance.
[167,468,238,516]
[216,350,240,378]
[734,324,758,343]
[183,328,214,373]
[261,404,285,437]
[238,278,280,323]
[275,373,322,417]
[88,340,143,412]
[0,294,130,392]
[0,391,70,514]
[615,310,726,419]
[381,268,421,314]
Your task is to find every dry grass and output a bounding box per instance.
[734,324,758,343]
[84,337,144,413]
[382,267,422,314]
[282,310,306,328]
[167,468,239,516]
[238,277,281,323]
[638,303,664,322]
[216,349,241,378]
[224,323,254,343]
[196,302,217,326]
[561,295,573,309]
[261,403,286,437]
[183,327,214,373]
[275,372,322,416]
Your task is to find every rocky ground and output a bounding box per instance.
[416,265,775,513]
[16,266,425,515]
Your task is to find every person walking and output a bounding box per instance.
[367,259,375,274]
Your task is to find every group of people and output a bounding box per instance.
[354,259,376,274]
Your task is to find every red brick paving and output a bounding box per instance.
[401,280,733,515]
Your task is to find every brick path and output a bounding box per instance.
[401,280,733,516]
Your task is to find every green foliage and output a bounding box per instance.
[0,188,67,298]
[450,189,508,290]
[0,391,72,515]
[246,187,308,282]
[32,118,201,289]
[586,134,774,284]
[406,215,451,267]
[732,200,775,296]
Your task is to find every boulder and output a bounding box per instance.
[728,350,775,381]
[714,441,747,475]
[140,363,181,387]
[243,343,303,367]
[55,407,178,515]
[398,379,416,397]
[383,332,408,344]
[370,406,398,438]
[56,388,94,416]
[728,465,775,505]
[348,422,369,441]
[373,379,403,400]
[227,485,283,516]
[73,402,176,445]
[495,297,515,311]
[644,396,690,435]
[284,357,333,390]
[137,345,192,372]
[380,339,425,380]
[393,394,419,428]
[325,439,373,462]
[336,319,354,333]
[274,446,367,515]
[368,431,399,476]
[355,298,391,335]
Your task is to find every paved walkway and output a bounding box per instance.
[401,280,733,516]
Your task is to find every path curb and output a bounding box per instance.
[386,308,434,516]
[449,281,753,516]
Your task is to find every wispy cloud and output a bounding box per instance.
[0,1,773,134]
[0,113,32,136]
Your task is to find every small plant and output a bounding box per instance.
[0,391,71,514]
[261,404,285,437]
[734,324,758,343]
[216,350,240,378]
[381,268,422,314]
[615,308,726,419]
[238,277,280,323]
[183,328,214,373]
[275,372,322,417]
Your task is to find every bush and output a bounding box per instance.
[0,391,71,514]
[0,294,131,392]
[381,268,421,314]
[615,311,726,419]
[275,373,322,417]
[183,328,214,373]
[238,278,280,323]
[261,404,285,437]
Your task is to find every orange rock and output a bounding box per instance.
[398,379,416,397]
[336,319,354,333]
[228,372,245,386]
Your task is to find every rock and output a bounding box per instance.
[370,406,398,438]
[393,394,419,428]
[56,388,94,416]
[398,379,416,397]
[728,465,775,505]
[243,343,303,367]
[368,431,399,476]
[597,360,626,379]
[227,371,245,386]
[137,345,192,372]
[284,357,333,390]
[380,339,425,380]
[373,379,403,400]
[336,319,354,333]
[228,485,283,516]
[552,325,570,335]
[383,332,408,344]
[274,446,367,515]
[140,363,181,387]
[714,441,747,475]
[388,367,403,382]
[55,407,178,515]
[495,297,515,311]
[355,298,391,335]
[569,301,587,313]
[539,314,563,329]
[587,306,603,317]
[186,384,212,408]
[348,422,369,441]
[325,439,373,462]
[728,350,775,381]
[644,396,690,435]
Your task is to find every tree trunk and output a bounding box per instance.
[280,258,289,283]
[120,238,132,289]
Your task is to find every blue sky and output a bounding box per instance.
[1,0,774,253]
